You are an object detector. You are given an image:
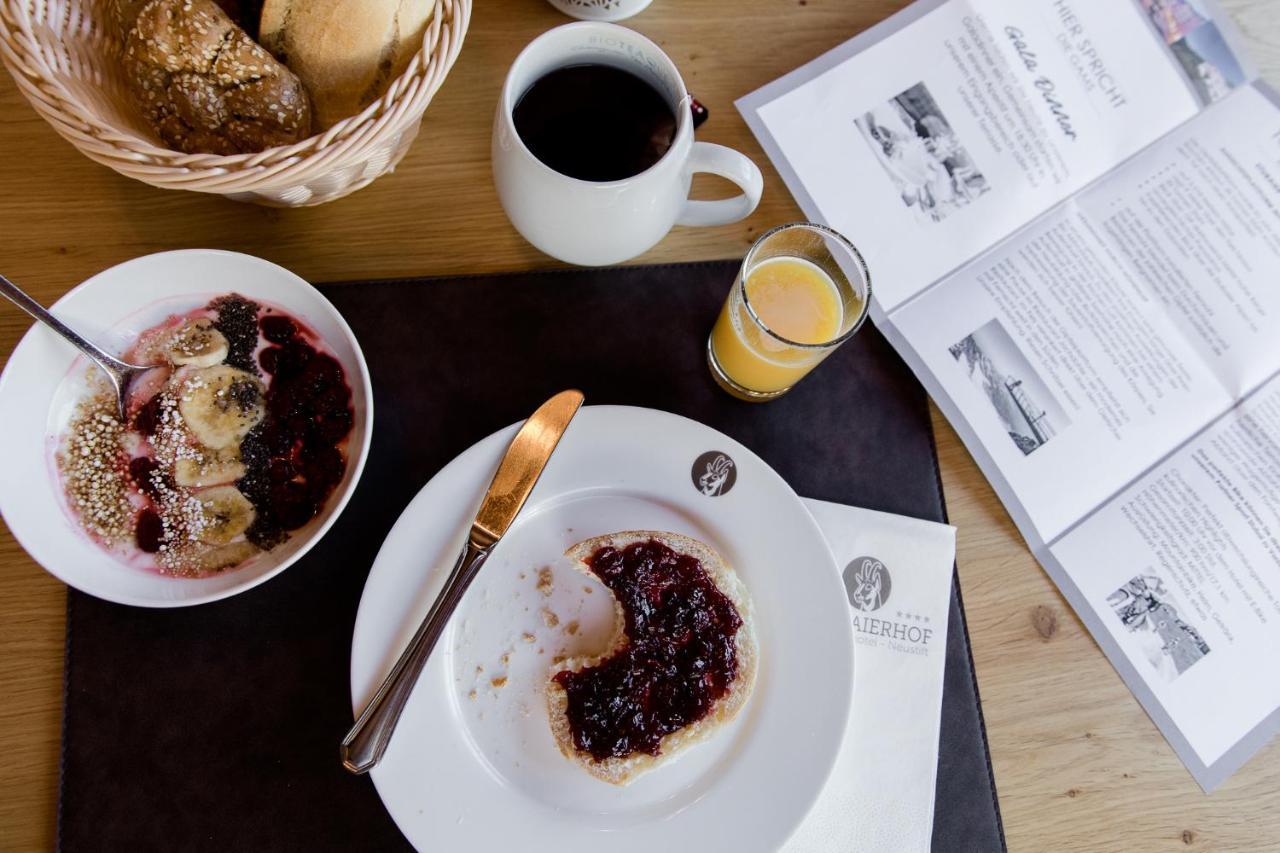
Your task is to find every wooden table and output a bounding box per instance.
[2,1,1278,850]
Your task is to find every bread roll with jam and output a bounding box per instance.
[259,0,436,130]
[548,531,758,785]
[119,0,311,155]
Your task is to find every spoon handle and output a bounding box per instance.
[0,274,133,373]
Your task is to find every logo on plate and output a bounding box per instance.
[845,556,891,612]
[691,451,736,497]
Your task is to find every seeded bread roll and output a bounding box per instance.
[111,0,155,34]
[111,0,260,35]
[259,0,435,130]
[119,0,311,155]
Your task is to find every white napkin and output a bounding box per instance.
[783,499,957,853]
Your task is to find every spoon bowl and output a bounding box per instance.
[0,274,154,421]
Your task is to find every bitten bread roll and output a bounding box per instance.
[259,0,436,130]
[120,0,311,155]
[548,531,758,785]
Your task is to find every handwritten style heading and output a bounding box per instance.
[1002,1,1130,144]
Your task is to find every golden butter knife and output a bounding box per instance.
[341,389,585,774]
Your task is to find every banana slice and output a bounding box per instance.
[178,366,265,450]
[166,319,229,368]
[195,485,256,545]
[174,447,246,488]
[195,540,260,573]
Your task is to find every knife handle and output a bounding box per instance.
[341,536,492,774]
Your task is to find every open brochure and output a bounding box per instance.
[739,0,1277,791]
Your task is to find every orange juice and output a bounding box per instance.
[710,257,847,394]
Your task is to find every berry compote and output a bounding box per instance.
[236,307,354,549]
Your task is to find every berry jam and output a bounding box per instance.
[236,309,354,550]
[553,540,743,761]
[135,508,165,553]
[131,393,165,437]
[127,456,169,500]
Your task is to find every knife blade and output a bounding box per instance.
[471,389,584,548]
[341,389,584,774]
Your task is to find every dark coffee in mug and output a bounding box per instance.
[513,64,677,182]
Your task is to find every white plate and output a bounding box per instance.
[351,406,852,851]
[0,250,372,607]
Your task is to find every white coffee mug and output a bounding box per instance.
[492,22,764,267]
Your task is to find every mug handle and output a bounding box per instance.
[677,142,764,227]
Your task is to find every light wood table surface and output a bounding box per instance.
[2,1,1278,850]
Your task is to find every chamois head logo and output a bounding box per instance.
[692,451,736,497]
[845,557,892,612]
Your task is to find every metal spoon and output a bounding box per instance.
[0,274,155,422]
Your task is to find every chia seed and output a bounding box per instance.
[210,294,261,374]
[237,424,287,549]
[227,377,262,413]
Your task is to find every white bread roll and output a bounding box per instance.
[259,0,435,129]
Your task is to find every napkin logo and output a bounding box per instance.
[845,556,934,654]
[845,556,891,612]
[692,451,736,496]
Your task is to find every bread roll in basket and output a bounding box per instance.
[0,0,469,206]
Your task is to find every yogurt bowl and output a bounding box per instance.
[0,250,372,607]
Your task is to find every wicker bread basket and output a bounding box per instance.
[0,0,470,206]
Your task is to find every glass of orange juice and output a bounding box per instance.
[708,223,871,401]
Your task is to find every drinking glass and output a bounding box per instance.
[707,223,871,401]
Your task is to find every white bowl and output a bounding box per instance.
[545,0,654,22]
[0,250,373,607]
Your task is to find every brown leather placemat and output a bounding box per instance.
[58,261,1004,852]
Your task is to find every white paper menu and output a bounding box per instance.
[739,0,1280,791]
